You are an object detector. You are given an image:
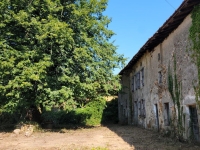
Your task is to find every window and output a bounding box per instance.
[189,105,199,140]
[135,73,139,90]
[138,100,141,116]
[137,72,140,89]
[158,71,162,84]
[164,103,170,126]
[134,101,138,123]
[140,99,146,118]
[134,75,137,90]
[134,69,144,90]
[155,104,159,131]
[132,76,134,92]
[134,101,138,115]
[141,68,144,86]
[158,53,161,61]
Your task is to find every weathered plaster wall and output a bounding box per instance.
[118,13,199,138]
[161,14,198,134]
[118,73,130,124]
[130,53,149,127]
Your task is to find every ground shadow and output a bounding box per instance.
[103,123,200,149]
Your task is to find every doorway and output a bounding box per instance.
[134,101,138,125]
[155,104,159,132]
[189,106,199,141]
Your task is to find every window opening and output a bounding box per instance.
[164,103,170,126]
[141,68,144,86]
[158,71,162,84]
[189,106,199,141]
[137,72,140,89]
[155,104,159,132]
[132,76,134,92]
[158,53,161,61]
[140,99,146,118]
[134,75,137,90]
[138,100,141,116]
[134,101,138,125]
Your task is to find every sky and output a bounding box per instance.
[104,0,183,74]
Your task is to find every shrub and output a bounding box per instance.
[0,111,19,130]
[102,98,118,124]
[41,99,107,127]
[75,99,106,126]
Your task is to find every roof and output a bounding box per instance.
[119,0,200,75]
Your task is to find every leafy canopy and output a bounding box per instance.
[0,0,125,113]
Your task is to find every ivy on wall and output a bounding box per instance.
[168,55,185,141]
[189,4,200,107]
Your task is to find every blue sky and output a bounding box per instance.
[104,0,183,74]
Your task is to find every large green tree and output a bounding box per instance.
[0,0,125,114]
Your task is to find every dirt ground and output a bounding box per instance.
[0,124,200,150]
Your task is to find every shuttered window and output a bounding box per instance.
[132,76,134,92]
[158,71,162,84]
[137,72,140,89]
[140,99,146,118]
[141,68,144,86]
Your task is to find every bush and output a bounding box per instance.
[41,99,106,127]
[0,98,108,130]
[0,112,19,130]
[75,100,105,126]
[101,98,118,124]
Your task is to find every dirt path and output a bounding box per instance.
[0,124,199,150]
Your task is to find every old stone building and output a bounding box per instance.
[118,0,200,140]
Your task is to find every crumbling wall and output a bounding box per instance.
[118,13,199,139]
[118,73,130,124]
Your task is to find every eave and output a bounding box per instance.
[119,0,200,75]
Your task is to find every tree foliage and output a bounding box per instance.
[0,0,125,114]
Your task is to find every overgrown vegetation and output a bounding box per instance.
[0,97,119,129]
[168,55,185,141]
[40,98,118,128]
[0,0,125,127]
[41,99,106,127]
[101,98,118,124]
[189,4,200,108]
